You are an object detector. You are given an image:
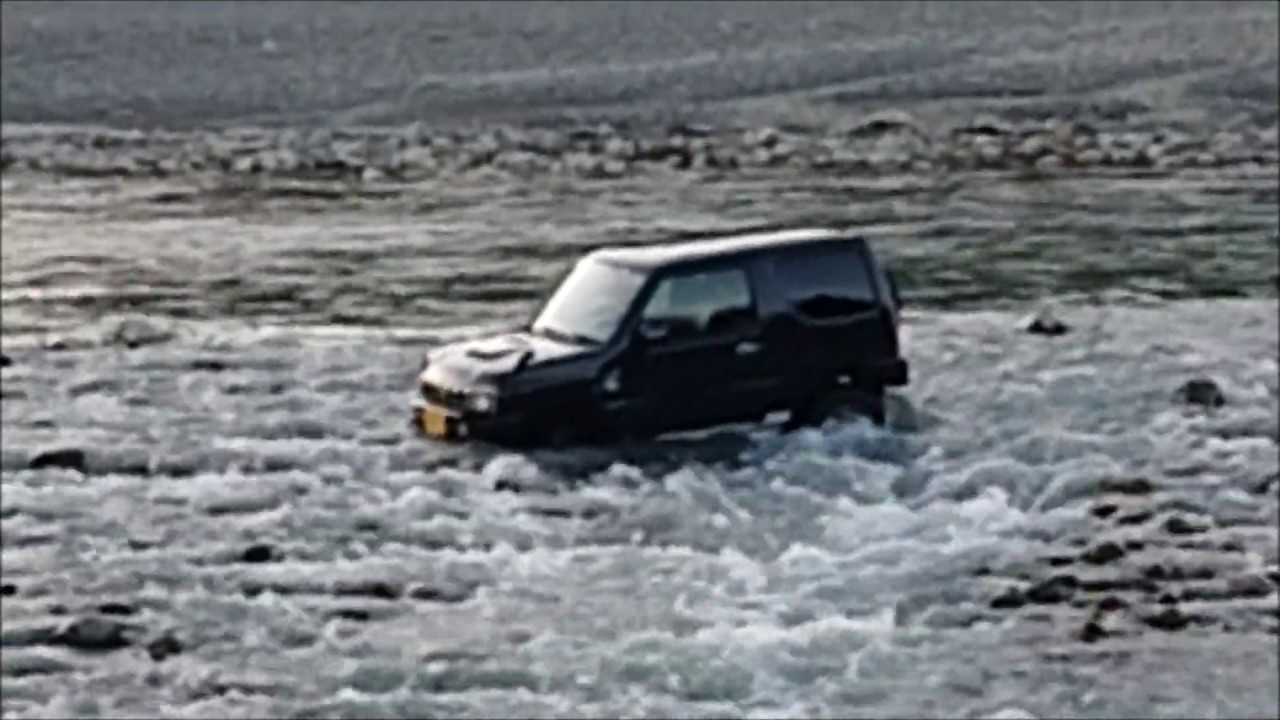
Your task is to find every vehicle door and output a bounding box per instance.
[632,263,772,433]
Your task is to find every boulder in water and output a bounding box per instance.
[1175,378,1225,408]
[1023,307,1069,336]
[29,448,87,472]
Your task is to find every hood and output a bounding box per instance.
[424,331,593,387]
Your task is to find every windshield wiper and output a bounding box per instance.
[532,325,600,347]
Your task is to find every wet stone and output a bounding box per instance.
[990,587,1027,610]
[326,608,371,623]
[1096,595,1129,613]
[96,602,136,617]
[29,448,87,472]
[0,353,11,367]
[408,583,476,604]
[1175,378,1226,408]
[1123,540,1146,552]
[333,581,403,600]
[1099,477,1154,495]
[1043,556,1076,568]
[1158,593,1180,605]
[1026,575,1079,604]
[145,631,183,662]
[1226,573,1274,599]
[1164,515,1211,536]
[1091,503,1119,519]
[1144,607,1193,632]
[1,583,16,597]
[1023,308,1069,336]
[55,617,133,652]
[1078,620,1110,644]
[240,543,278,564]
[1116,510,1154,526]
[1081,541,1126,566]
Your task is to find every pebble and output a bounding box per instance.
[990,587,1027,610]
[1026,575,1079,604]
[1099,477,1154,496]
[1080,541,1126,566]
[1144,607,1193,632]
[1175,378,1226,408]
[240,543,279,564]
[1023,307,1069,336]
[96,602,136,617]
[1164,514,1211,536]
[145,631,183,662]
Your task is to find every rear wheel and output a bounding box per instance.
[786,382,886,431]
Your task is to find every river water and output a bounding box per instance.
[2,2,1278,719]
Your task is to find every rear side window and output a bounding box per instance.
[642,267,755,340]
[773,247,878,320]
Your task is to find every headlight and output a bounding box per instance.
[466,391,497,414]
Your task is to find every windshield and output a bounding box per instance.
[531,257,647,345]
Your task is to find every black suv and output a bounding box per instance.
[413,228,908,446]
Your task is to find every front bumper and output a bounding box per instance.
[410,402,525,443]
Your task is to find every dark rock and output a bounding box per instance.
[1024,308,1069,336]
[494,478,521,493]
[408,583,476,604]
[1266,568,1280,586]
[240,544,278,564]
[145,631,183,662]
[55,616,133,652]
[1078,620,1110,643]
[190,359,228,372]
[1144,607,1192,631]
[0,353,11,367]
[29,448,87,472]
[1218,540,1245,553]
[1226,573,1274,599]
[973,565,992,576]
[1079,577,1159,594]
[1175,378,1226,408]
[1044,556,1075,568]
[327,608,371,622]
[1123,539,1146,552]
[1081,541,1126,565]
[1099,477,1154,495]
[1,583,16,596]
[1164,515,1210,536]
[1158,593,1179,605]
[1097,595,1129,612]
[1116,510,1154,526]
[1252,472,1278,495]
[333,580,402,600]
[354,519,381,533]
[1091,503,1119,519]
[97,602,136,617]
[1026,575,1079,604]
[990,587,1027,610]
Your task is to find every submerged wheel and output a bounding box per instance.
[786,384,886,431]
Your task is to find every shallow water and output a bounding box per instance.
[2,2,1279,717]
[2,168,1278,719]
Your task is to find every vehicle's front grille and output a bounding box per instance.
[421,380,469,411]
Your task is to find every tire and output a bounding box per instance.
[786,383,886,431]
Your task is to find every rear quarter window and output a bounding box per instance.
[773,247,879,321]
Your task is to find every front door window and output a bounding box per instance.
[640,268,755,342]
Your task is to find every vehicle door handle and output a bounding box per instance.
[735,340,761,356]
